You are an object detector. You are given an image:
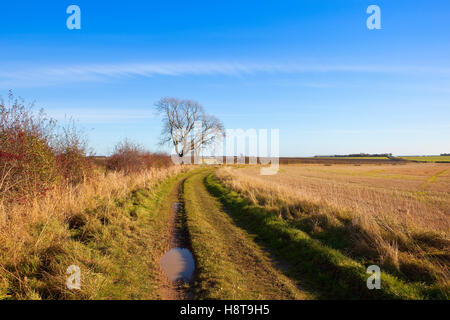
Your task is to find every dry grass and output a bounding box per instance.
[0,165,189,299]
[216,163,450,291]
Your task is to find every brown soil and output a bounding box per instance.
[159,179,194,300]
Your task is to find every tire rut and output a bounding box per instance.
[160,178,196,300]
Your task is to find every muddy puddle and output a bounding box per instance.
[160,247,195,282]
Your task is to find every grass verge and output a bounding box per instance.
[205,172,447,300]
[1,169,191,299]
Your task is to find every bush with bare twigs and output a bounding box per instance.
[106,139,171,174]
[54,121,92,185]
[0,92,92,201]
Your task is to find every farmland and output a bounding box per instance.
[1,96,448,300]
[400,156,450,163]
[1,159,449,299]
[214,163,450,298]
[314,156,390,160]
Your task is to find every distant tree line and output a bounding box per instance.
[315,153,393,158]
[441,153,450,156]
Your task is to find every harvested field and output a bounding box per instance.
[216,163,450,296]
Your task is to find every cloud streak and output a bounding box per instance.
[46,107,157,123]
[1,61,449,88]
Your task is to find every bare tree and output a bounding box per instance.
[155,97,225,158]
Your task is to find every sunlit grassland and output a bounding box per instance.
[215,163,450,298]
[0,166,190,299]
[205,173,438,299]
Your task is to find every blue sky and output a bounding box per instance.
[0,0,449,156]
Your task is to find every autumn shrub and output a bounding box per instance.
[0,92,91,201]
[54,121,93,185]
[0,93,58,200]
[0,132,58,201]
[106,140,145,174]
[107,140,172,174]
[141,151,172,169]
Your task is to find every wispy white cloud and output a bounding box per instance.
[46,107,157,123]
[0,61,449,88]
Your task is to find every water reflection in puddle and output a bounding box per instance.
[160,248,195,282]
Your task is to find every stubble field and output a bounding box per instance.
[215,163,450,296]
